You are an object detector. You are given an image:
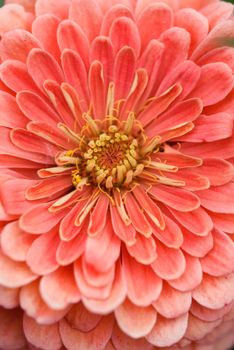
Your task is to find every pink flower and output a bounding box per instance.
[0,0,234,349]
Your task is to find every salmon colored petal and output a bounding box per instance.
[89,61,106,120]
[32,14,61,61]
[0,91,28,128]
[27,48,64,90]
[0,308,26,350]
[35,0,71,19]
[88,193,109,236]
[152,214,184,249]
[150,185,200,212]
[82,262,127,314]
[169,254,202,292]
[1,220,35,262]
[26,176,72,200]
[151,243,186,280]
[192,273,234,309]
[175,9,208,55]
[153,282,191,318]
[146,313,188,347]
[185,314,221,342]
[198,183,234,214]
[201,2,233,29]
[60,315,114,350]
[69,0,103,42]
[114,46,136,100]
[66,302,101,332]
[127,234,157,265]
[191,300,234,322]
[85,218,120,272]
[0,29,41,63]
[137,3,173,52]
[115,298,157,338]
[57,19,90,68]
[26,228,60,275]
[0,249,37,288]
[123,250,162,307]
[20,202,68,234]
[23,314,62,350]
[197,47,234,73]
[201,229,234,276]
[100,4,134,36]
[211,212,234,233]
[40,266,80,310]
[181,229,213,258]
[0,60,39,93]
[110,205,136,246]
[20,280,68,324]
[188,63,233,106]
[112,324,154,350]
[169,206,213,236]
[56,229,86,266]
[0,286,19,309]
[110,17,141,57]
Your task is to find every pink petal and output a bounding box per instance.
[125,192,152,237]
[146,313,188,347]
[113,46,136,100]
[185,314,221,342]
[169,254,203,292]
[57,19,90,69]
[0,60,39,93]
[153,283,191,318]
[40,266,80,310]
[0,285,19,309]
[0,29,41,63]
[69,0,103,42]
[127,234,157,265]
[61,49,89,111]
[56,229,86,266]
[211,212,234,233]
[0,308,26,350]
[137,3,173,51]
[175,9,208,55]
[89,61,106,119]
[152,214,184,249]
[26,176,72,200]
[66,302,101,332]
[27,48,64,90]
[1,220,35,262]
[26,228,60,275]
[100,4,134,36]
[23,314,62,350]
[191,20,234,61]
[85,218,121,272]
[0,154,40,169]
[20,280,68,324]
[0,3,29,35]
[182,229,213,258]
[60,315,114,350]
[198,183,234,214]
[35,0,71,19]
[17,90,60,124]
[201,2,233,29]
[201,229,234,276]
[123,250,162,307]
[169,206,213,236]
[20,202,68,234]
[151,243,186,280]
[157,61,201,100]
[32,14,60,61]
[89,193,109,236]
[192,273,234,309]
[82,262,126,315]
[0,249,37,288]
[155,27,190,89]
[197,47,234,73]
[188,63,233,106]
[191,300,234,322]
[135,0,179,14]
[109,17,141,57]
[110,205,136,245]
[0,91,28,128]
[90,36,114,87]
[150,185,200,213]
[115,298,157,338]
[112,324,154,350]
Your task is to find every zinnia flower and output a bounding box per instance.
[0,0,234,349]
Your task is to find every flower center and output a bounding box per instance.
[58,113,161,191]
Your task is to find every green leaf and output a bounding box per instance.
[0,0,4,7]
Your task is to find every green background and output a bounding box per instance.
[0,0,233,5]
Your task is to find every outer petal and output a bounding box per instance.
[0,308,26,350]
[35,0,71,19]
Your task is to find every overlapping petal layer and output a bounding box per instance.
[0,0,234,349]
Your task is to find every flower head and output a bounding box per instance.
[0,0,234,349]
